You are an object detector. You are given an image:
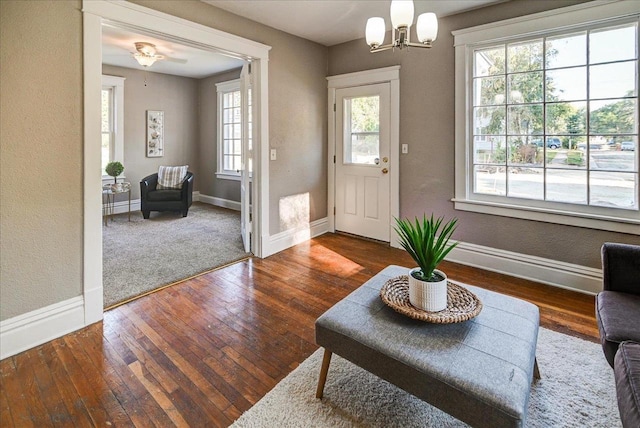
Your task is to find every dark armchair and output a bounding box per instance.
[140,171,194,219]
[596,243,640,427]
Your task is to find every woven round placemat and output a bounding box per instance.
[380,275,483,323]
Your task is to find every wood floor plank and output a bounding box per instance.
[1,233,601,426]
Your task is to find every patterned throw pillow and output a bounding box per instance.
[157,165,188,189]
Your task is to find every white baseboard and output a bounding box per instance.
[0,296,86,360]
[265,217,330,256]
[447,241,602,295]
[198,193,241,211]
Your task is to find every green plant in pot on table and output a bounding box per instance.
[395,214,458,312]
[105,161,124,187]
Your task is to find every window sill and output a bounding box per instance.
[216,172,241,182]
[452,198,640,235]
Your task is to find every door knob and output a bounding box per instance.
[382,168,389,174]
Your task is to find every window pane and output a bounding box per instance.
[546,32,586,69]
[233,107,241,123]
[350,96,379,132]
[507,104,543,135]
[474,106,505,135]
[233,139,242,155]
[474,165,506,195]
[474,76,505,106]
[224,155,232,171]
[233,124,242,139]
[546,169,587,204]
[101,133,110,172]
[507,137,542,166]
[224,124,231,139]
[590,137,637,172]
[590,171,637,209]
[224,92,233,106]
[344,96,380,165]
[508,71,543,103]
[546,68,587,101]
[590,24,637,64]
[546,148,586,169]
[589,61,637,99]
[507,167,544,200]
[507,40,543,73]
[233,91,241,107]
[223,108,232,123]
[590,98,637,134]
[473,136,506,164]
[475,47,505,77]
[101,89,111,133]
[546,102,587,135]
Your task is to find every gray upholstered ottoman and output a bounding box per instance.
[315,265,540,428]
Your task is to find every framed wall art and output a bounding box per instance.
[146,110,164,157]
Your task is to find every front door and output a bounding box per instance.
[335,83,391,242]
[240,62,252,253]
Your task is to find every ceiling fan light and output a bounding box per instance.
[416,12,438,44]
[390,0,414,29]
[366,17,386,47]
[134,53,157,67]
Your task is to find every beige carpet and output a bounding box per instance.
[232,328,620,427]
[102,202,250,308]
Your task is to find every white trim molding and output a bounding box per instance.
[0,297,85,360]
[265,217,330,256]
[446,241,602,295]
[198,193,242,211]
[327,66,401,246]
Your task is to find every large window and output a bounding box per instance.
[101,75,125,178]
[454,2,639,234]
[216,79,251,180]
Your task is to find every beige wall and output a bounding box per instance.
[102,65,200,200]
[131,0,329,234]
[328,0,639,269]
[0,1,83,320]
[198,69,242,202]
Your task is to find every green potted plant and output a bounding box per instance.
[105,161,124,186]
[394,214,458,312]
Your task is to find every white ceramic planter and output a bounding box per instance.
[408,267,448,312]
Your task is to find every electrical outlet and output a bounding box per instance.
[402,144,409,154]
[270,149,277,160]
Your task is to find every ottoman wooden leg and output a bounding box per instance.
[315,349,333,399]
[533,357,541,381]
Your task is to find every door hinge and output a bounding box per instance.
[334,207,336,215]
[333,155,336,164]
[333,103,336,112]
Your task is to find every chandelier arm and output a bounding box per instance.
[406,41,433,49]
[369,44,395,53]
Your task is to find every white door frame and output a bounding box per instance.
[327,66,401,247]
[82,1,271,325]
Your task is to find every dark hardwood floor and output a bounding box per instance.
[0,233,598,427]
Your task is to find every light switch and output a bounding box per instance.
[270,149,277,160]
[402,144,409,154]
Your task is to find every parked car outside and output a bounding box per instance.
[532,137,562,149]
[621,141,635,151]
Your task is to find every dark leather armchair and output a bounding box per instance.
[140,172,194,219]
[597,243,640,428]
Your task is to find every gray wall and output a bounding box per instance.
[102,65,200,200]
[0,0,328,322]
[1,0,83,320]
[328,0,639,269]
[198,68,242,202]
[132,0,329,234]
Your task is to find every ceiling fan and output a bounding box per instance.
[132,42,187,67]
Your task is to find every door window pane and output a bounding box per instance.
[344,96,380,165]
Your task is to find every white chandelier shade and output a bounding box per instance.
[365,0,438,53]
[134,53,158,67]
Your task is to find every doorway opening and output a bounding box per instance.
[83,1,271,324]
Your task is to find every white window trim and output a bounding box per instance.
[216,78,242,180]
[101,75,125,182]
[453,0,640,235]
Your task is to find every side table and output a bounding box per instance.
[102,182,131,226]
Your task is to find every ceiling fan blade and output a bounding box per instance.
[162,56,188,64]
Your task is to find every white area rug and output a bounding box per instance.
[232,328,620,427]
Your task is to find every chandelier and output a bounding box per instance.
[365,0,438,53]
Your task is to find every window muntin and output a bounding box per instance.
[471,21,638,211]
